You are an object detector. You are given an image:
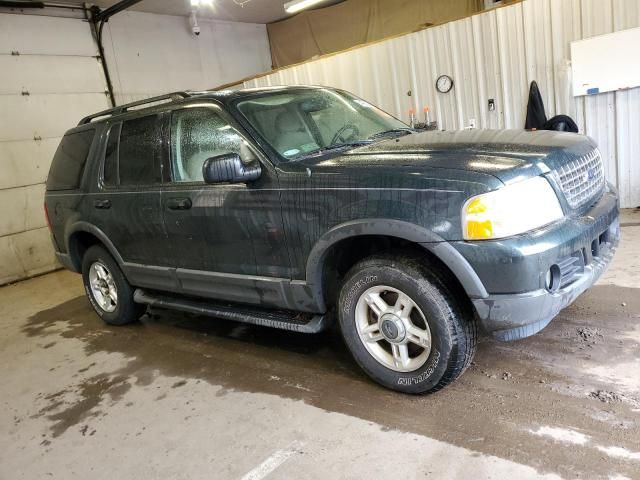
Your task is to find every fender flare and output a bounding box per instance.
[305,218,488,310]
[65,222,125,271]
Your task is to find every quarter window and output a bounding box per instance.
[170,108,256,183]
[46,129,95,191]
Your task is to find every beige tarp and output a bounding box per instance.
[267,0,483,68]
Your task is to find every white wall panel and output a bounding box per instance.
[406,31,431,124]
[238,0,640,208]
[0,234,24,284]
[332,50,366,105]
[613,0,640,29]
[496,3,528,128]
[0,93,109,142]
[578,0,618,187]
[425,25,459,130]
[449,17,483,129]
[0,55,106,94]
[523,0,555,115]
[611,0,640,208]
[384,38,413,119]
[0,184,46,237]
[102,11,272,104]
[0,9,274,284]
[471,11,503,129]
[616,87,640,207]
[352,45,389,113]
[14,227,57,276]
[0,12,109,284]
[0,14,97,56]
[0,227,58,285]
[0,138,59,190]
[548,0,581,118]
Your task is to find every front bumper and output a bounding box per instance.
[460,189,620,341]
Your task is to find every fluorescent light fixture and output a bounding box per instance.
[191,0,213,7]
[284,0,325,14]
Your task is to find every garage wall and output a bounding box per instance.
[1,10,272,285]
[0,13,110,285]
[102,11,272,105]
[240,0,640,208]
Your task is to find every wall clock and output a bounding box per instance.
[436,74,454,93]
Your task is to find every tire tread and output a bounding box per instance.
[339,254,477,394]
[81,245,145,325]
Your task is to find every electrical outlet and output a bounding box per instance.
[488,98,496,111]
[469,118,476,129]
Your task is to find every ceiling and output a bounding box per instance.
[64,0,344,24]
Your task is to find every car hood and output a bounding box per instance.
[299,129,597,185]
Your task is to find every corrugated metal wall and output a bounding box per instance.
[241,0,640,208]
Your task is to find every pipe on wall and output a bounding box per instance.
[87,6,117,107]
[0,1,44,7]
[86,0,144,107]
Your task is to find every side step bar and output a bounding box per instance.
[133,289,328,334]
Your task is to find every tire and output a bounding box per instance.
[81,245,146,325]
[338,255,477,394]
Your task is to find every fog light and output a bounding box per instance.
[546,265,561,292]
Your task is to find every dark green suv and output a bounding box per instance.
[45,86,619,393]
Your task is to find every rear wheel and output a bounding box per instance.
[338,255,477,394]
[81,245,145,325]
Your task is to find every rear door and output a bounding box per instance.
[90,112,175,290]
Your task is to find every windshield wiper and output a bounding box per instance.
[367,128,414,140]
[302,140,372,158]
[323,140,372,151]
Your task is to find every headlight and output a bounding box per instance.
[462,176,563,240]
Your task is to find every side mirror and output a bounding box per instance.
[202,153,261,184]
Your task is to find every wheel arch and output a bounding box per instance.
[66,222,125,272]
[305,219,488,311]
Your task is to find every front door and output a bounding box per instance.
[161,105,289,306]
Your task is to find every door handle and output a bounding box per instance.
[166,197,192,210]
[94,199,111,209]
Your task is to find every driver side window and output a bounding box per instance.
[170,108,255,183]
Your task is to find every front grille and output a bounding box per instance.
[553,149,605,209]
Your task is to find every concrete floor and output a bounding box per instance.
[1,210,639,480]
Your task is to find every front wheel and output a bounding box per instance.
[338,255,477,394]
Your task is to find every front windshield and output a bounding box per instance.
[235,89,408,161]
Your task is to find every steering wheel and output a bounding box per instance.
[330,124,360,145]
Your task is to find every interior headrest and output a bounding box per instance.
[275,111,302,133]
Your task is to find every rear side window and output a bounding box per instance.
[118,115,163,186]
[46,129,95,190]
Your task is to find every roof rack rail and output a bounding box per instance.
[78,91,191,125]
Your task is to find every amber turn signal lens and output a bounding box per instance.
[466,220,493,239]
[465,198,487,215]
